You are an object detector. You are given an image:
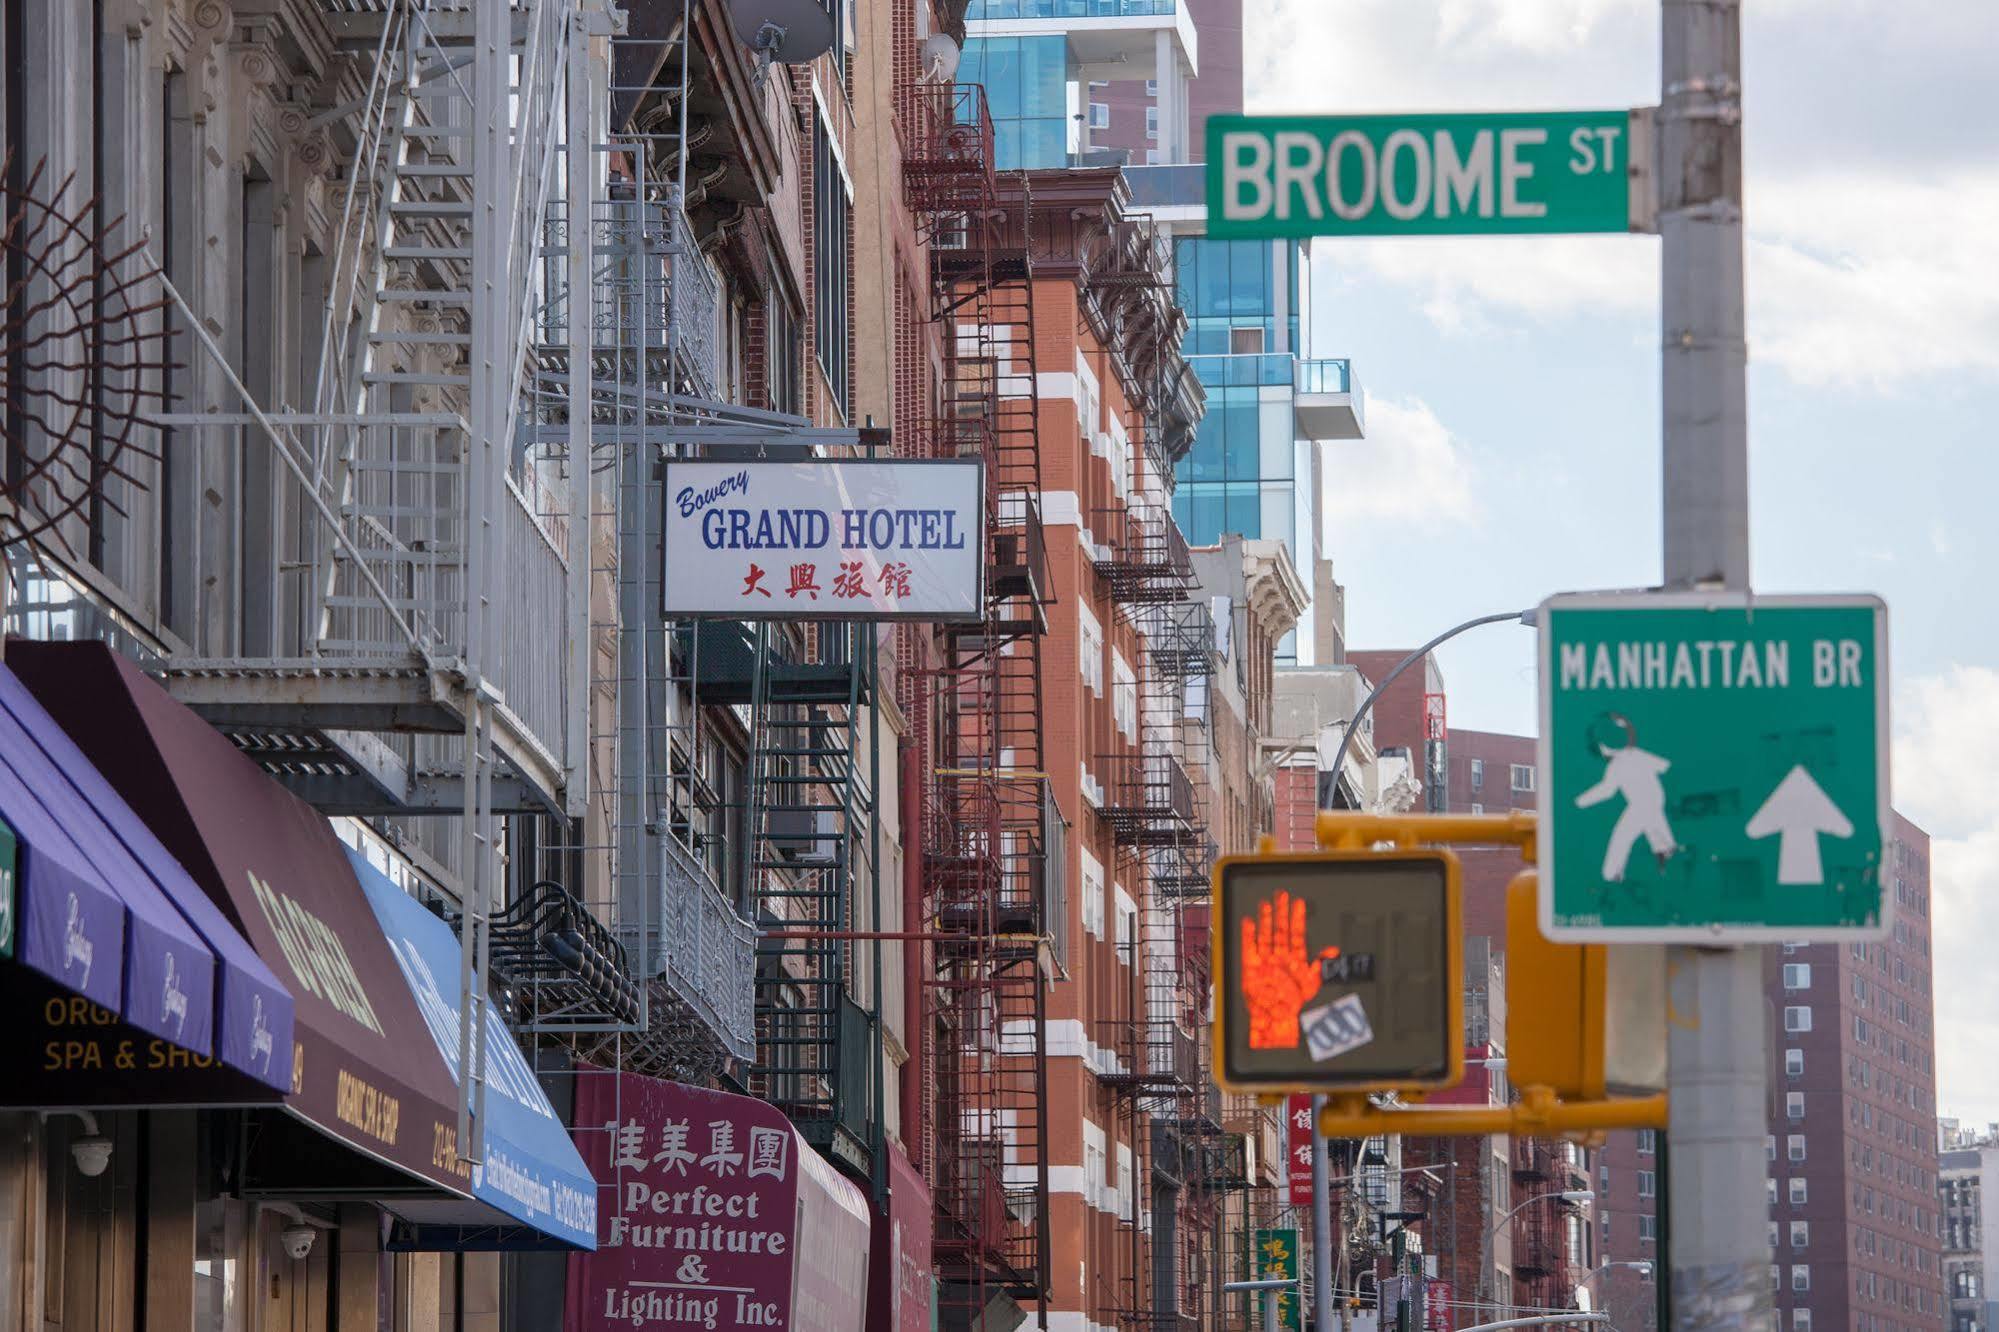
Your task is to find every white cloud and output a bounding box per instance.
[1892,666,1999,1124]
[1320,397,1478,527]
[1339,236,1655,333]
[1747,173,1999,390]
[1892,666,1999,840]
[1263,0,1999,391]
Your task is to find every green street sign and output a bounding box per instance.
[1539,592,1890,943]
[1206,110,1652,239]
[0,815,14,959]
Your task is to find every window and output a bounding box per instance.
[1638,1129,1656,1154]
[1793,1265,1811,1292]
[1145,79,1158,96]
[1791,1220,1810,1248]
[813,113,850,417]
[1230,326,1266,356]
[1785,1006,1813,1033]
[1145,106,1159,139]
[1469,803,1484,814]
[1789,1135,1807,1162]
[1766,1135,1777,1162]
[1790,1177,1808,1206]
[1768,1177,1779,1206]
[1637,1170,1655,1198]
[1087,101,1109,130]
[1786,1048,1805,1077]
[1470,758,1485,789]
[1639,1215,1656,1242]
[1793,1311,1811,1332]
[1787,1092,1806,1120]
[1510,763,1536,792]
[1079,608,1104,695]
[1081,851,1105,938]
[1111,654,1137,741]
[1599,1165,1610,1194]
[1084,1122,1107,1209]
[1784,963,1812,989]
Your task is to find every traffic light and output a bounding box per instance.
[1213,849,1462,1093]
[1506,870,1668,1100]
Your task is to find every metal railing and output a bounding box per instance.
[633,830,757,1062]
[1296,357,1355,395]
[968,0,1177,16]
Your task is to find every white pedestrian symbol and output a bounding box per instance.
[1575,722,1677,882]
[1746,765,1853,885]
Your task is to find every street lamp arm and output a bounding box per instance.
[1481,1189,1591,1242]
[1454,1315,1610,1332]
[1325,609,1533,808]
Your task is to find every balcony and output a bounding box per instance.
[1183,353,1365,440]
[624,832,757,1065]
[967,0,1197,82]
[1098,750,1196,844]
[1092,504,1195,605]
[1295,357,1366,441]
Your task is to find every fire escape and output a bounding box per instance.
[1087,210,1225,1330]
[900,78,1054,1323]
[1510,1139,1589,1312]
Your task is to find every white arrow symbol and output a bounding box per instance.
[1745,765,1854,885]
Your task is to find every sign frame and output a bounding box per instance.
[660,455,987,623]
[1536,589,1892,945]
[1205,109,1656,240]
[1211,847,1464,1096]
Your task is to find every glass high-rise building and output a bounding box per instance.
[962,0,1363,662]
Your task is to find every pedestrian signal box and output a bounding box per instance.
[1214,849,1462,1094]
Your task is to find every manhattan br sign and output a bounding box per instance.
[1206,110,1653,239]
[1538,592,1891,944]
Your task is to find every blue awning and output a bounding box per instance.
[0,666,294,1088]
[348,848,598,1250]
[0,665,160,1023]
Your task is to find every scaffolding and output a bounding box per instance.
[901,76,1055,1325]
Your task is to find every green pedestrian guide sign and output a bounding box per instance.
[1538,592,1891,943]
[1206,110,1651,239]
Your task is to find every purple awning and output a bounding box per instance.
[0,664,292,1087]
[0,663,217,1054]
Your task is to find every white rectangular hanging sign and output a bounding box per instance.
[661,458,985,620]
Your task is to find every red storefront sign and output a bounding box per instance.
[1425,1278,1455,1332]
[567,1065,870,1330]
[1287,1093,1315,1207]
[869,1145,934,1332]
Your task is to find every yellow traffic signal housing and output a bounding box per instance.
[1212,847,1463,1095]
[1505,870,1607,1101]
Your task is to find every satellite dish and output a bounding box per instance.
[920,32,961,83]
[727,0,836,65]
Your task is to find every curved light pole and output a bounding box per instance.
[1309,607,1536,1332]
[1574,1260,1655,1308]
[1476,1190,1594,1326]
[1324,607,1536,804]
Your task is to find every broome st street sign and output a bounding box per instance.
[1538,592,1891,943]
[1205,110,1653,239]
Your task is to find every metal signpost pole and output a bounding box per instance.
[1659,3,1765,1332]
[1312,1094,1333,1332]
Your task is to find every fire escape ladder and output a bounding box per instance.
[904,90,1051,1321]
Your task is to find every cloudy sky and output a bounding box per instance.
[1245,0,1999,1127]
